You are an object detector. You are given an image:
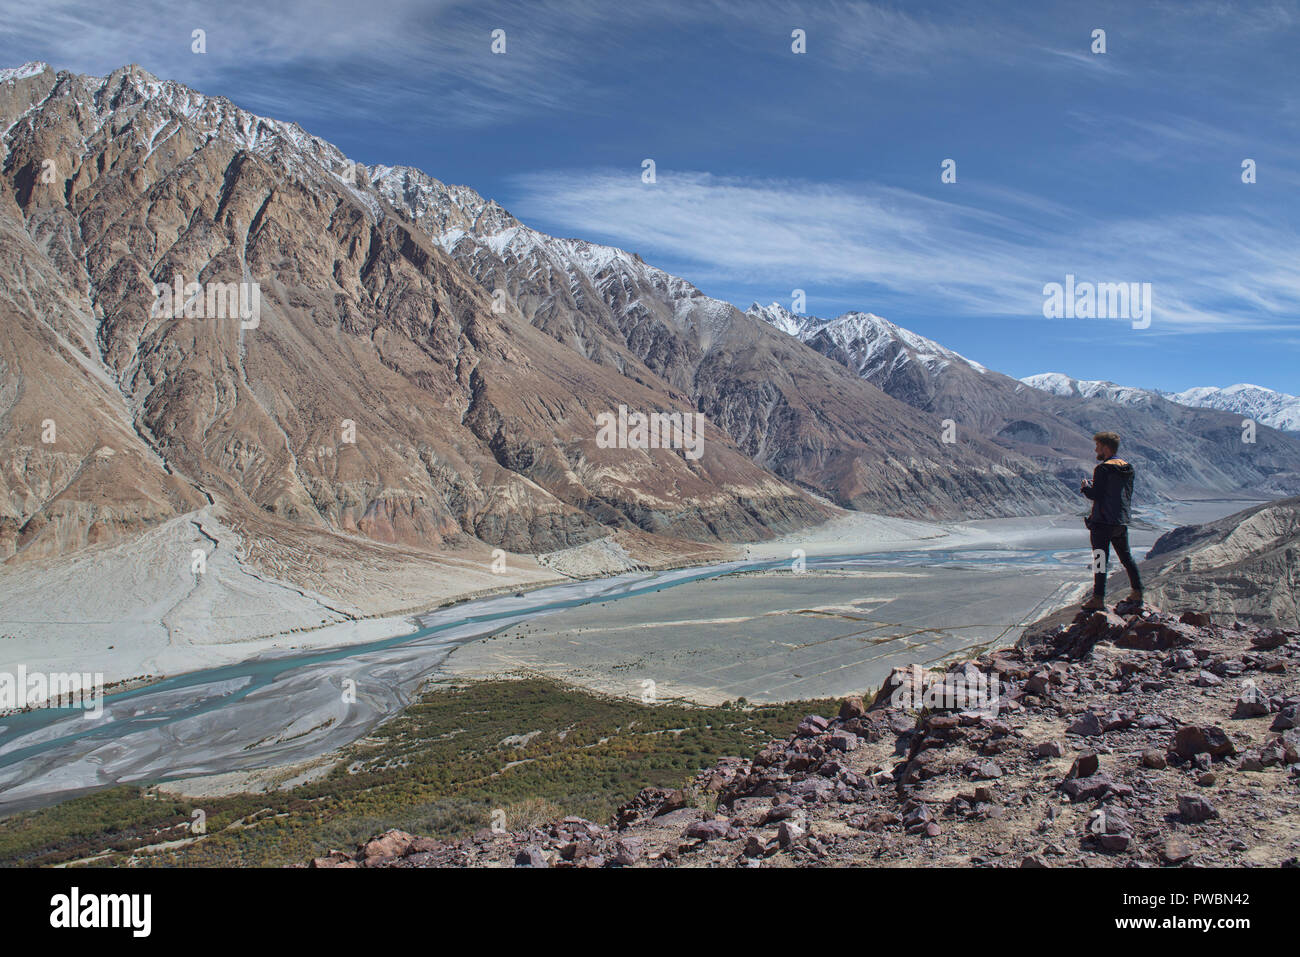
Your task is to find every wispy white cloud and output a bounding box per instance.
[0,0,658,126]
[7,0,1296,129]
[1035,47,1130,75]
[0,0,1142,127]
[508,167,1300,332]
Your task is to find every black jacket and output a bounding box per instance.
[1082,458,1134,526]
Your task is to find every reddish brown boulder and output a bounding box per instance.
[839,696,866,720]
[1118,618,1197,651]
[360,828,416,863]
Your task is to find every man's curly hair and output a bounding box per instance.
[1093,431,1120,453]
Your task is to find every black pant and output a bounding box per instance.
[1089,523,1142,598]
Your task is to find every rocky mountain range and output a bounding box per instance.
[1024,374,1300,435]
[1168,384,1300,434]
[0,61,1084,578]
[750,303,1300,503]
[362,166,1071,518]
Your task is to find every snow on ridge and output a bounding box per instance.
[1167,382,1300,432]
[747,302,811,338]
[66,65,354,177]
[552,237,639,276]
[0,61,51,83]
[1021,373,1156,407]
[367,163,716,312]
[8,63,377,216]
[834,311,987,372]
[1020,372,1078,397]
[748,302,987,375]
[1022,374,1299,430]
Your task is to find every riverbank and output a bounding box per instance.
[0,505,731,692]
[0,678,835,866]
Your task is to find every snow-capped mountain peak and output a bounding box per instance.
[1166,383,1300,433]
[746,302,814,338]
[747,303,987,378]
[828,311,987,374]
[1018,372,1158,406]
[1019,374,1300,432]
[0,61,51,84]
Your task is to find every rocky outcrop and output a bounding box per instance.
[309,600,1299,868]
[1137,497,1300,628]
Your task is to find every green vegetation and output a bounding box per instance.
[0,678,833,867]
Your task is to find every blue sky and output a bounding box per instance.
[4,0,1298,393]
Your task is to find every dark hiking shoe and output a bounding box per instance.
[1081,595,1106,611]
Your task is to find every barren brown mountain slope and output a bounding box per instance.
[0,61,1085,594]
[1,62,831,578]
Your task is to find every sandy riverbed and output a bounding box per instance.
[0,499,1252,691]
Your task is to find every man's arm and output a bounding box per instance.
[1080,463,1103,499]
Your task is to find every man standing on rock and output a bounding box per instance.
[1080,431,1142,611]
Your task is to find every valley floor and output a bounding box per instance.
[446,559,1085,705]
[0,496,1271,825]
[0,499,1258,690]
